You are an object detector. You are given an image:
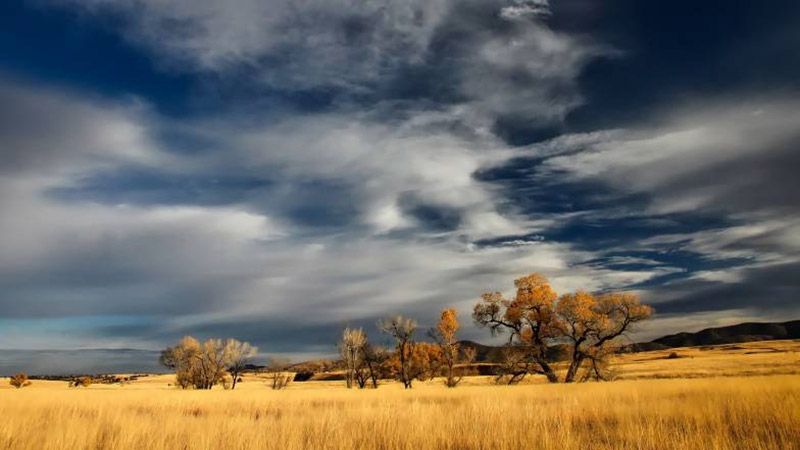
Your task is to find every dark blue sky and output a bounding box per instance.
[1,0,799,370]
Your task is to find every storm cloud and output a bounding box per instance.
[1,0,799,371]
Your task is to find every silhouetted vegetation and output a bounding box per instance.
[9,372,31,389]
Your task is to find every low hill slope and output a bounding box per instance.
[462,320,800,361]
[648,320,800,349]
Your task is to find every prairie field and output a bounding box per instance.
[1,340,799,450]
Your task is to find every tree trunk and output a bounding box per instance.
[564,354,585,383]
[399,341,412,389]
[539,360,559,383]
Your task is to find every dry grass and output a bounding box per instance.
[1,340,799,450]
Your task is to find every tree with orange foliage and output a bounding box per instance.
[409,342,444,381]
[558,291,653,382]
[474,273,652,384]
[474,274,561,383]
[430,308,475,387]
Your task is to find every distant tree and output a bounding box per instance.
[160,336,201,389]
[160,336,232,389]
[265,357,293,390]
[339,327,367,389]
[9,373,31,389]
[224,339,258,390]
[360,343,391,388]
[430,308,475,387]
[408,342,444,381]
[69,376,93,388]
[378,315,417,388]
[474,273,653,384]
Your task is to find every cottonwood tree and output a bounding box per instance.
[378,315,417,388]
[225,339,258,390]
[339,327,367,389]
[557,291,653,382]
[430,308,475,387]
[474,274,561,383]
[474,273,652,384]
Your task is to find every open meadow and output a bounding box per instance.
[2,340,799,450]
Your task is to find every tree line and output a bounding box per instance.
[149,272,652,390]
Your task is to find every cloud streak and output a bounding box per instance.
[1,1,798,368]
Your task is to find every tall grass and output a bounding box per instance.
[1,375,798,450]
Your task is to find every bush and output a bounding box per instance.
[69,376,93,388]
[293,371,315,382]
[269,372,293,390]
[9,373,32,389]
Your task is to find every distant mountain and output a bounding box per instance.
[0,348,164,376]
[461,320,800,362]
[645,320,800,349]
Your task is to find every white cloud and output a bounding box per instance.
[49,0,605,127]
[539,97,800,216]
[0,80,168,176]
[500,0,551,20]
[51,0,451,85]
[0,77,682,350]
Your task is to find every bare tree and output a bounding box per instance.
[474,273,653,384]
[338,327,367,389]
[265,357,293,390]
[225,339,258,390]
[378,315,417,389]
[361,343,390,388]
[493,346,538,384]
[160,336,233,389]
[199,339,231,389]
[160,336,203,389]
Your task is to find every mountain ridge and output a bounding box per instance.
[460,320,800,361]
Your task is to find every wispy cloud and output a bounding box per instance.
[1,1,799,361]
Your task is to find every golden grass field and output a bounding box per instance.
[1,340,799,450]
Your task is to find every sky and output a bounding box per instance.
[1,0,799,371]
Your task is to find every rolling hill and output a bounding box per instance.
[646,320,800,349]
[462,320,800,361]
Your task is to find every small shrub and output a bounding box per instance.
[9,373,32,389]
[69,376,93,388]
[293,371,315,382]
[269,372,293,390]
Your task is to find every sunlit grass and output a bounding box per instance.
[1,340,798,450]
